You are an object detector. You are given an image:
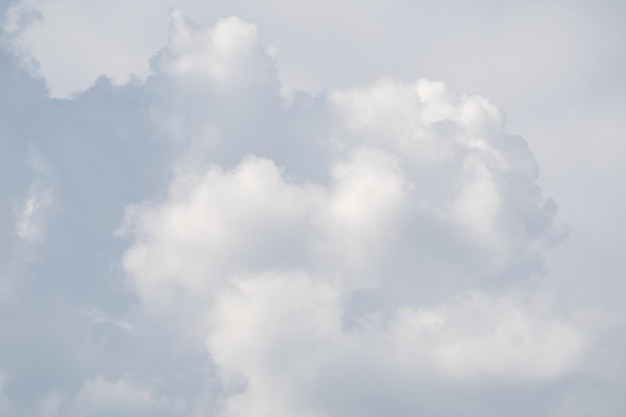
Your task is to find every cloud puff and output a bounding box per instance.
[1,6,611,417]
[115,11,581,417]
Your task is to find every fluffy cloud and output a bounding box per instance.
[0,5,618,417]
[114,12,582,417]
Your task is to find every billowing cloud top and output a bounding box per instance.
[0,6,619,417]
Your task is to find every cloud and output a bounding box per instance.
[14,180,51,244]
[37,375,184,417]
[115,12,581,416]
[14,148,54,250]
[0,5,620,417]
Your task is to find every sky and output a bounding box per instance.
[0,0,625,416]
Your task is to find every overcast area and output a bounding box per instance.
[1,1,625,416]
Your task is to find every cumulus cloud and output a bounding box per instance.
[0,5,619,417]
[114,11,582,417]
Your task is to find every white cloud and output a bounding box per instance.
[204,275,585,416]
[381,292,585,379]
[163,12,263,86]
[115,13,582,416]
[1,3,624,416]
